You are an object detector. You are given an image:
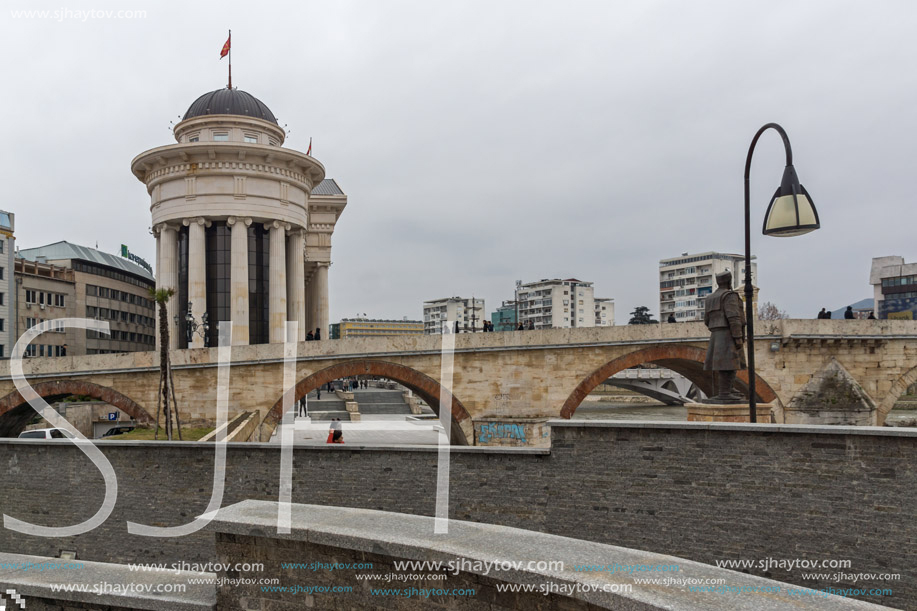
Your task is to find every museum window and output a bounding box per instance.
[177,225,189,349]
[205,221,231,347]
[244,133,258,143]
[248,223,270,345]
[213,132,229,142]
[188,132,200,143]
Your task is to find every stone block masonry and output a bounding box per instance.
[0,421,914,608]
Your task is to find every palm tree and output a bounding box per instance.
[151,287,182,441]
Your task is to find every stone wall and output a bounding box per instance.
[0,421,913,608]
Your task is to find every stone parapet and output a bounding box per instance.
[686,402,774,423]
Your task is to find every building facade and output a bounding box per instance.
[16,242,156,356]
[870,256,917,319]
[491,301,517,332]
[132,88,346,348]
[423,297,485,334]
[0,211,13,358]
[659,252,757,322]
[517,278,608,330]
[594,297,614,326]
[330,318,424,339]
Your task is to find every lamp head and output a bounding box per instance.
[762,164,820,237]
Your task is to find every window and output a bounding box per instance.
[0,293,4,306]
[0,267,4,280]
[39,292,45,305]
[0,319,4,331]
[0,241,4,253]
[188,132,200,143]
[86,285,97,296]
[269,137,278,146]
[25,290,37,303]
[213,132,229,141]
[244,134,258,143]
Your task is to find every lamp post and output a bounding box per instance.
[744,123,820,421]
[177,301,210,347]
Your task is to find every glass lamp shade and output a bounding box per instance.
[762,165,820,237]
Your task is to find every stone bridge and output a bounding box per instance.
[0,320,915,444]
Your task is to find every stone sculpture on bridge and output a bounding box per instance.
[702,271,747,403]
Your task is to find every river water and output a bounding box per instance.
[572,400,917,426]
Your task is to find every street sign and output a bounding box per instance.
[108,413,118,421]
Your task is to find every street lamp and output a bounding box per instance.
[744,123,820,421]
[179,301,210,347]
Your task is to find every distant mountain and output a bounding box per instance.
[831,298,874,319]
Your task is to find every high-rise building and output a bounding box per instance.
[423,297,485,334]
[870,256,917,319]
[330,318,424,339]
[659,252,757,322]
[594,297,614,326]
[0,211,13,358]
[17,241,157,356]
[516,278,609,329]
[132,87,347,348]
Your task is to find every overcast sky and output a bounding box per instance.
[2,0,915,323]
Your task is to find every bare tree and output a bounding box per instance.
[758,301,789,320]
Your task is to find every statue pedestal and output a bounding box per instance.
[686,402,773,423]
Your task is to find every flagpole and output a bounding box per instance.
[227,30,232,90]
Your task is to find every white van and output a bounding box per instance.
[18,428,75,439]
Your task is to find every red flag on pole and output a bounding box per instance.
[307,137,312,156]
[220,34,231,59]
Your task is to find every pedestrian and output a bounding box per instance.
[517,322,524,331]
[667,313,676,323]
[527,320,534,330]
[332,418,344,443]
[844,306,855,319]
[298,397,307,418]
[868,311,877,320]
[316,385,321,400]
[314,327,321,340]
[306,330,314,341]
[817,308,827,319]
[824,308,832,320]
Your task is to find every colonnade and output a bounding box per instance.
[154,218,329,349]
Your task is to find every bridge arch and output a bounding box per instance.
[0,380,153,437]
[878,364,917,425]
[560,345,778,419]
[264,360,472,445]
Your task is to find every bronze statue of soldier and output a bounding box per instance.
[702,271,747,403]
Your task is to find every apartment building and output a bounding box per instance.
[423,297,485,334]
[516,278,607,330]
[659,252,757,322]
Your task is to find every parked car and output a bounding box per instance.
[101,426,135,438]
[18,428,75,439]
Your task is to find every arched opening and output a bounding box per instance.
[264,360,472,445]
[879,366,917,427]
[0,381,153,437]
[561,345,778,419]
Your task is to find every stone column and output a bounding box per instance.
[313,262,330,340]
[269,221,289,344]
[304,272,313,336]
[227,216,251,346]
[158,224,180,350]
[184,217,209,348]
[287,229,306,341]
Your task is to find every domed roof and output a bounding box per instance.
[182,88,277,124]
